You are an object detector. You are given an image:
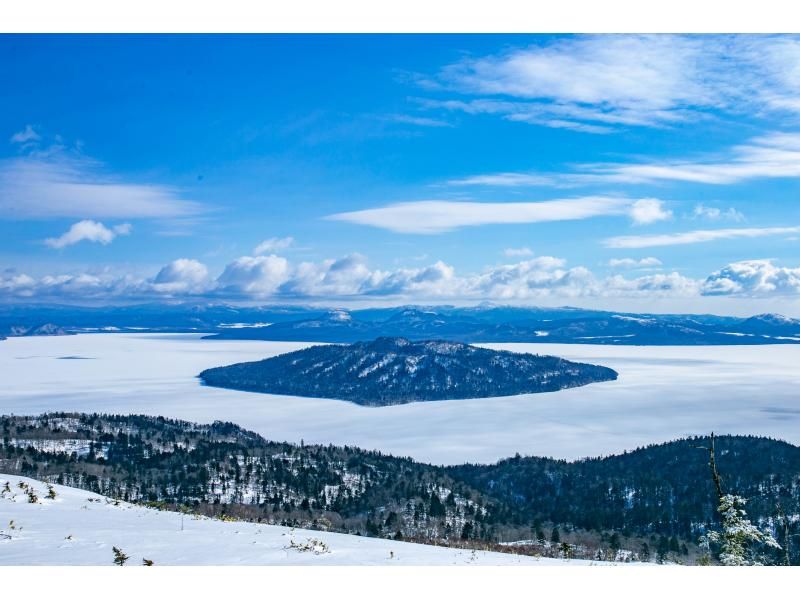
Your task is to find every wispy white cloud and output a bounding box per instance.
[421,35,800,133]
[254,236,295,255]
[503,247,534,257]
[386,114,452,128]
[44,220,132,249]
[608,257,663,269]
[434,35,707,132]
[605,225,800,249]
[692,204,746,222]
[326,196,647,234]
[0,149,202,220]
[442,132,800,190]
[416,98,625,134]
[447,172,554,187]
[580,133,800,185]
[10,125,41,145]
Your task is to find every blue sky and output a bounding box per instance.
[3,34,800,314]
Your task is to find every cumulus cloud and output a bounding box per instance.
[605,225,800,249]
[368,261,461,298]
[152,258,210,294]
[7,250,800,304]
[0,272,37,296]
[327,197,633,234]
[0,269,144,300]
[608,257,663,269]
[629,199,672,225]
[702,260,800,296]
[466,257,594,300]
[216,255,291,296]
[44,220,132,249]
[254,236,294,255]
[604,272,701,298]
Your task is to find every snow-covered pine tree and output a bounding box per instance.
[699,433,781,565]
[702,494,780,565]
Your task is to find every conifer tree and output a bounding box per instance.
[550,527,560,543]
[699,433,780,565]
[640,542,650,562]
[112,546,129,566]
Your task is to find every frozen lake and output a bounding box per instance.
[1,333,799,465]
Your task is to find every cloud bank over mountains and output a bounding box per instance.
[2,250,799,304]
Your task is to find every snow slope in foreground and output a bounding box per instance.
[0,475,626,566]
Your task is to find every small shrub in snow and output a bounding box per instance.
[286,537,330,554]
[112,546,130,566]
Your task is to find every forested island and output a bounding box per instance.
[198,337,618,405]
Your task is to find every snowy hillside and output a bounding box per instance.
[0,475,630,566]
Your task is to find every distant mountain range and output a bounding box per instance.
[2,302,800,345]
[206,306,800,345]
[198,337,618,405]
[0,303,324,338]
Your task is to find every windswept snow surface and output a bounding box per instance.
[1,333,800,464]
[0,475,611,566]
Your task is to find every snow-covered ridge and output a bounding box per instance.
[0,475,631,566]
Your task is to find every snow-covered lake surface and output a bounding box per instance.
[1,333,800,464]
[2,474,606,566]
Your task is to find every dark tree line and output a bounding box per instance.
[2,413,799,563]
